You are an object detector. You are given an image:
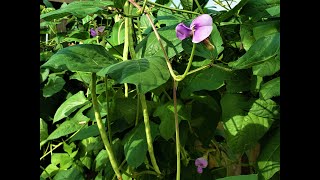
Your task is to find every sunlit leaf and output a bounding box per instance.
[40,118,48,142]
[228,33,280,69]
[53,91,89,123]
[40,1,114,21]
[97,56,170,94]
[42,44,118,73]
[260,77,280,99]
[257,129,280,180]
[135,24,184,59]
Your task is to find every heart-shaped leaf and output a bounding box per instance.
[41,44,118,73]
[97,57,170,94]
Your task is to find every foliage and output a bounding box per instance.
[40,0,280,179]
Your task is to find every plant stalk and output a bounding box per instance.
[91,73,122,180]
[139,94,161,175]
[173,80,180,180]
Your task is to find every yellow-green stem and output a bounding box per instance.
[123,1,130,98]
[147,1,200,15]
[173,80,180,180]
[104,76,112,142]
[91,73,122,180]
[175,43,197,81]
[139,94,161,175]
[194,0,205,14]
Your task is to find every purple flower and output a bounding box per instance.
[195,157,208,174]
[175,14,213,43]
[90,26,105,37]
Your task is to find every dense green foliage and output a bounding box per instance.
[40,0,280,180]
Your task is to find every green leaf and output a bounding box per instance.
[43,74,66,97]
[224,113,273,154]
[53,91,89,123]
[47,120,84,141]
[249,99,280,119]
[51,153,73,170]
[40,68,50,83]
[222,97,278,154]
[69,71,92,85]
[123,122,159,168]
[40,1,114,21]
[69,125,100,142]
[63,142,76,156]
[94,139,123,171]
[257,129,280,180]
[156,8,184,26]
[40,118,48,142]
[181,64,233,98]
[260,77,280,99]
[107,20,125,46]
[220,93,255,122]
[114,0,126,8]
[41,44,118,73]
[240,0,280,21]
[135,24,184,59]
[228,32,280,69]
[211,23,224,55]
[226,70,252,93]
[153,100,190,140]
[266,5,280,17]
[240,23,256,51]
[216,0,251,23]
[97,57,170,94]
[156,0,170,5]
[113,98,139,124]
[40,164,59,179]
[217,174,258,180]
[181,0,209,11]
[182,38,216,60]
[252,54,280,77]
[53,166,84,180]
[253,20,280,40]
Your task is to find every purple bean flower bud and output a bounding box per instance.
[90,26,105,37]
[195,157,208,174]
[175,14,213,43]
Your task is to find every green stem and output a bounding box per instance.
[173,80,180,180]
[40,121,87,160]
[123,1,130,98]
[194,0,205,14]
[186,63,212,76]
[135,93,140,126]
[141,0,148,14]
[147,1,200,15]
[134,170,159,177]
[104,76,112,142]
[91,73,122,180]
[139,94,161,175]
[128,0,178,80]
[128,4,136,59]
[175,43,196,81]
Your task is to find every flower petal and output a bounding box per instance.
[192,25,213,43]
[175,23,192,40]
[97,26,105,33]
[190,14,213,43]
[191,14,213,28]
[197,167,203,174]
[195,157,208,168]
[90,28,97,37]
